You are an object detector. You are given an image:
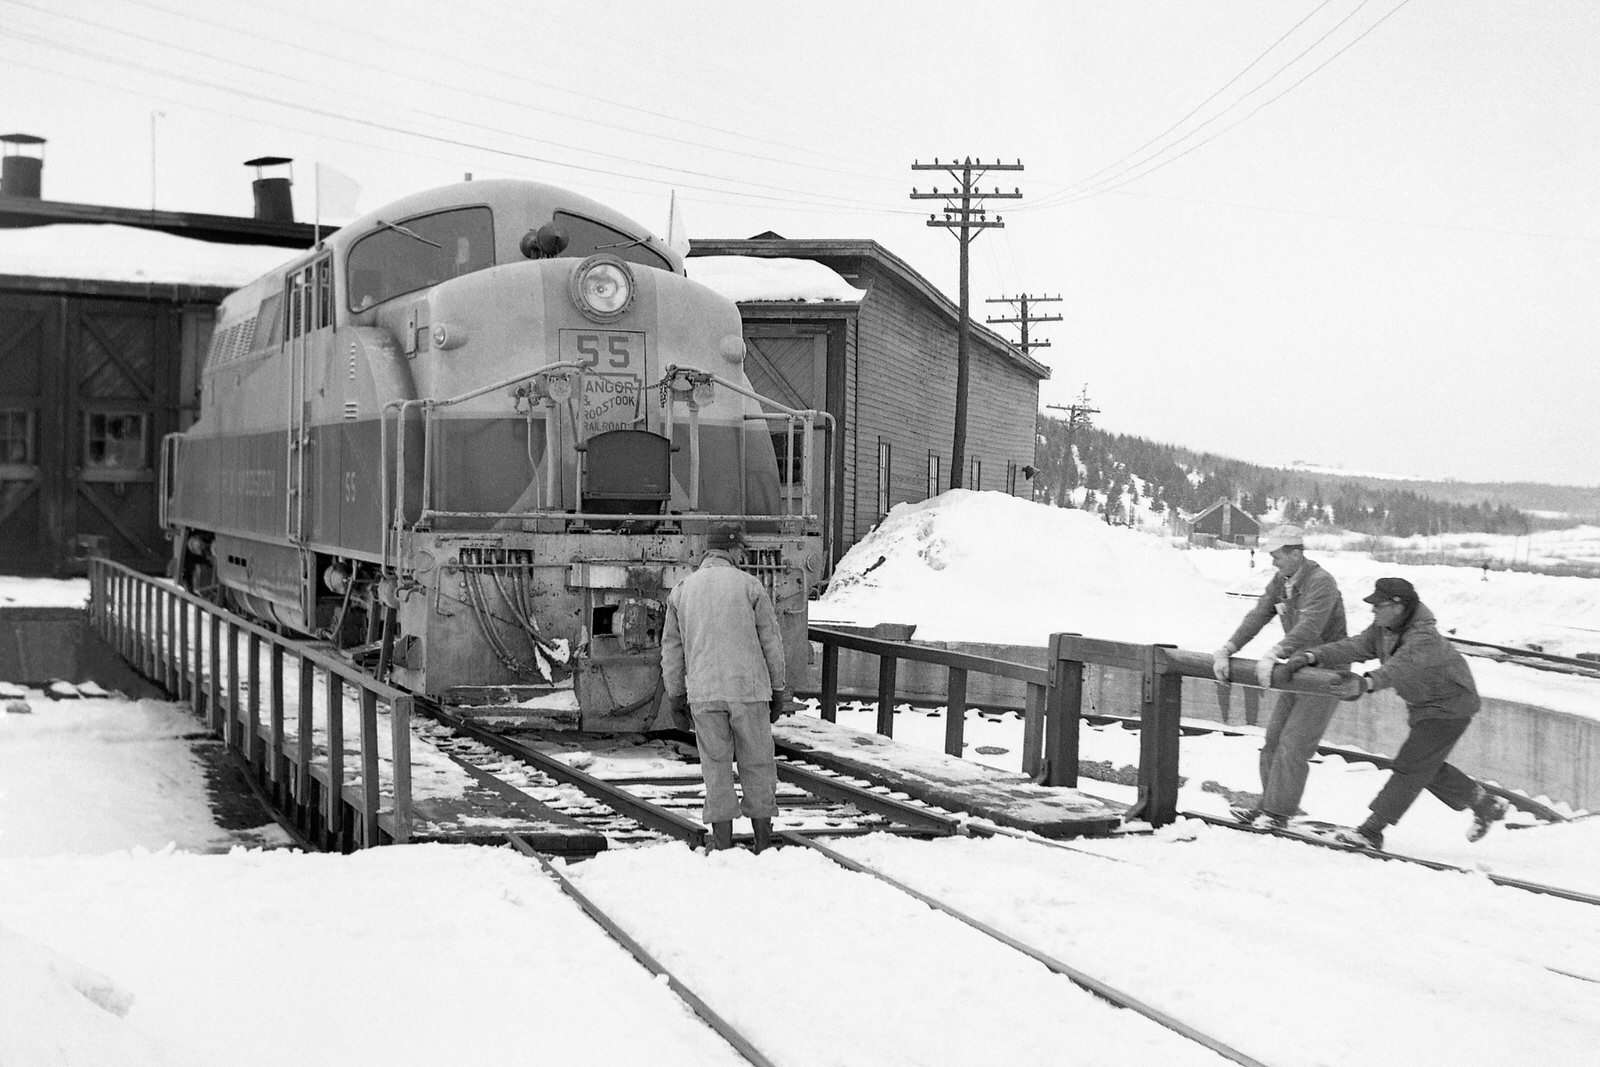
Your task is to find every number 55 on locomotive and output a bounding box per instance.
[160,179,829,732]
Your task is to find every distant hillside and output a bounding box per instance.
[1032,418,1600,535]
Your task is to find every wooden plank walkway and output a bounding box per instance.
[774,717,1120,839]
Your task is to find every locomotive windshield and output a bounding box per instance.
[552,211,674,272]
[347,206,495,311]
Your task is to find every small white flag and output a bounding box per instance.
[665,190,691,257]
[314,162,362,221]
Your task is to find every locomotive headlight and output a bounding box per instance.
[569,255,634,322]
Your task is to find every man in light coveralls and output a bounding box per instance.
[1211,525,1347,828]
[661,522,789,852]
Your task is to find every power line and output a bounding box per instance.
[1029,0,1408,210]
[112,0,905,190]
[0,21,916,218]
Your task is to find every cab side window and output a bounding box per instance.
[346,207,494,310]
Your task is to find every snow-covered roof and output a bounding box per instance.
[0,223,299,289]
[686,254,866,304]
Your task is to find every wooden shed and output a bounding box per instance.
[1186,498,1262,546]
[690,237,1049,567]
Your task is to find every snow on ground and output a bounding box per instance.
[4,495,1600,1065]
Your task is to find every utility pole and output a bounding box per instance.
[985,293,1062,357]
[912,157,1023,488]
[1046,388,1100,499]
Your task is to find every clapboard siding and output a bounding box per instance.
[691,238,1047,567]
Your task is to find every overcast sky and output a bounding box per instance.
[5,0,1596,485]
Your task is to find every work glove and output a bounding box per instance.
[769,688,791,723]
[1282,652,1314,675]
[1255,648,1283,689]
[1211,645,1236,683]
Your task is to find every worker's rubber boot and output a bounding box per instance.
[751,817,773,854]
[709,821,733,851]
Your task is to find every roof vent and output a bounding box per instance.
[245,156,294,222]
[1,133,46,199]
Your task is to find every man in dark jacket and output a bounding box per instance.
[1284,577,1508,849]
[1211,525,1347,828]
[661,522,789,852]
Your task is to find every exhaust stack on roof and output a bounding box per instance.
[1,134,46,199]
[245,156,294,222]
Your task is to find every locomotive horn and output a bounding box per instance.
[520,222,570,259]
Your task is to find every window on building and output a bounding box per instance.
[969,457,982,491]
[927,452,941,499]
[0,409,34,465]
[84,412,148,470]
[877,439,892,518]
[1006,461,1017,495]
[771,429,804,486]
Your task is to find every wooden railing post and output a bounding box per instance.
[246,633,263,768]
[1136,645,1183,827]
[943,666,967,757]
[1044,633,1084,787]
[875,653,897,737]
[819,642,839,722]
[269,644,286,797]
[206,613,222,733]
[325,671,346,850]
[359,687,380,847]
[297,657,314,830]
[1021,682,1046,776]
[390,695,414,844]
[225,621,241,750]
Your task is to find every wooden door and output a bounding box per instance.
[743,325,828,514]
[0,294,57,573]
[65,298,178,574]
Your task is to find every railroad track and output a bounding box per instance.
[506,828,1272,1067]
[1182,810,1600,907]
[414,699,964,853]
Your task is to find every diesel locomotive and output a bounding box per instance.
[161,179,827,731]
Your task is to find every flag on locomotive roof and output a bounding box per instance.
[665,190,691,257]
[314,162,362,222]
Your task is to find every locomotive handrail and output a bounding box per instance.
[86,557,415,850]
[381,362,831,576]
[381,361,592,571]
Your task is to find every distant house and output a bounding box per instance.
[690,236,1049,567]
[1185,498,1261,546]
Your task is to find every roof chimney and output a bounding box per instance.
[245,156,294,222]
[1,133,46,199]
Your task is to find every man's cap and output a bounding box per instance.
[1363,577,1417,605]
[705,522,745,552]
[1260,525,1305,553]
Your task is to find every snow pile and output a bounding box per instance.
[0,224,296,288]
[687,254,867,303]
[814,489,1239,648]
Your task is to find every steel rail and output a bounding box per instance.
[1183,812,1600,906]
[783,833,1272,1067]
[506,834,775,1067]
[773,757,962,835]
[420,702,708,847]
